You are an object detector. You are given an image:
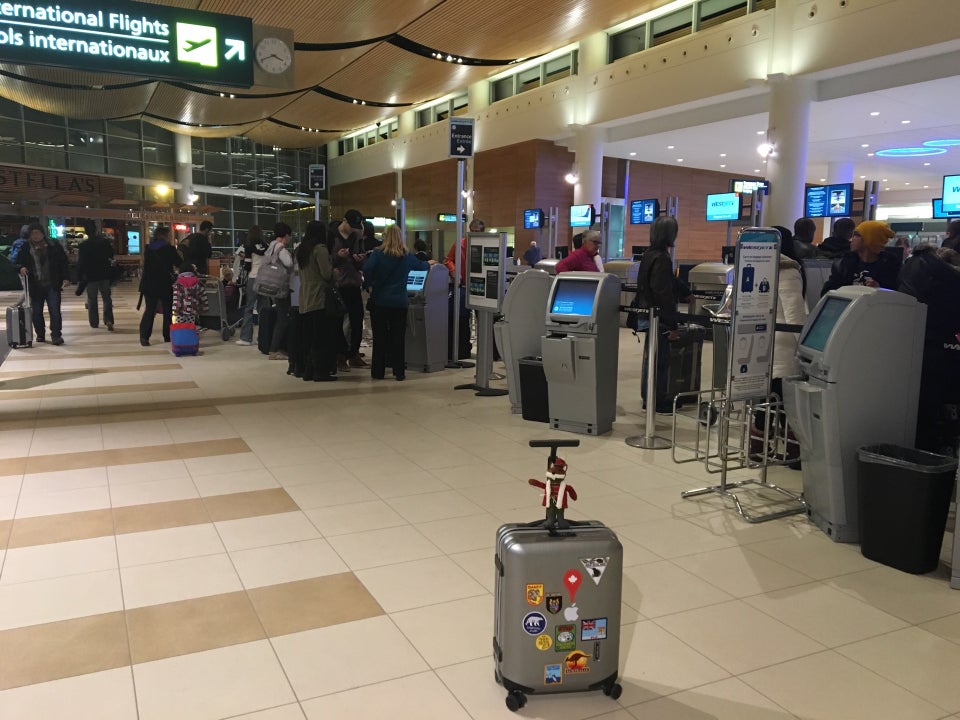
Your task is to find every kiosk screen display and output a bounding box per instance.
[523,209,545,229]
[800,297,850,352]
[406,270,427,293]
[550,279,597,316]
[933,198,960,218]
[705,193,741,222]
[942,175,960,213]
[629,199,659,224]
[570,204,595,228]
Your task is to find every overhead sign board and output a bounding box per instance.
[308,164,326,191]
[449,117,475,158]
[0,0,254,87]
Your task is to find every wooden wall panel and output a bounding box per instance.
[329,173,396,226]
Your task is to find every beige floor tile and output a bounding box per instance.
[744,581,909,647]
[0,569,122,631]
[232,705,307,719]
[215,510,321,552]
[192,467,280,497]
[127,591,266,664]
[837,627,960,713]
[268,461,356,488]
[327,524,443,570]
[741,651,945,720]
[203,487,299,522]
[573,492,671,526]
[184,451,265,477]
[827,566,960,624]
[616,516,739,559]
[356,555,488,613]
[15,484,111,519]
[0,611,130,691]
[106,458,190,485]
[671,546,814,598]
[621,561,732,619]
[20,466,108,495]
[284,478,379,509]
[1,536,117,585]
[0,667,138,720]
[270,615,426,700]
[115,523,225,567]
[627,677,795,719]
[300,671,472,720]
[457,479,543,513]
[655,599,825,674]
[231,538,349,588]
[920,612,960,646]
[748,531,878,580]
[108,475,199,507]
[133,640,296,720]
[361,469,453,499]
[249,573,383,637]
[304,500,407,536]
[392,594,492,667]
[120,553,242,609]
[449,548,497,593]
[414,513,504,555]
[389,490,485,524]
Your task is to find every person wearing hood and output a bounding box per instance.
[816,217,855,259]
[12,222,70,345]
[139,225,182,346]
[820,220,900,295]
[172,263,208,326]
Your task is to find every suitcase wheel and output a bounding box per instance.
[505,691,527,712]
[221,327,232,341]
[603,682,623,700]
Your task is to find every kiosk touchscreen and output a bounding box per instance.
[404,265,449,373]
[541,272,621,435]
[783,287,926,542]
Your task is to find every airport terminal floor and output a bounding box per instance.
[0,282,959,720]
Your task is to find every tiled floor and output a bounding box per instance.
[0,283,957,719]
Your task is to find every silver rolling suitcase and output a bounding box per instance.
[6,274,32,349]
[494,440,623,712]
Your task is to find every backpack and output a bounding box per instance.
[253,244,290,299]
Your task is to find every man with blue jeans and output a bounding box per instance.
[78,219,115,331]
[13,223,70,345]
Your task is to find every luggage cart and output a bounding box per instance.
[197,275,241,341]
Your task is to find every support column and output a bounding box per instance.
[571,124,604,210]
[467,79,489,115]
[763,74,814,229]
[174,133,193,205]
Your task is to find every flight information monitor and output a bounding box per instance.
[705,192,741,222]
[805,183,854,218]
[570,204,595,228]
[629,198,659,224]
[942,175,960,213]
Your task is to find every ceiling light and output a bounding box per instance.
[924,162,931,166]
[905,182,910,185]
[629,152,636,156]
[924,185,930,189]
[819,178,826,182]
[676,158,683,162]
[875,147,946,157]
[754,169,760,173]
[720,153,726,157]
[901,120,911,124]
[756,130,765,135]
[757,142,775,158]
[861,144,869,148]
[860,175,866,179]
[564,171,578,184]
[870,111,880,116]
[720,164,726,168]
[868,153,875,157]
[924,139,960,147]
[667,145,674,149]
[882,178,888,182]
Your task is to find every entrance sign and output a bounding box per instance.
[308,164,326,191]
[449,117,475,158]
[727,227,780,401]
[0,0,254,87]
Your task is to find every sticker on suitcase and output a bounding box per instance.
[563,650,591,674]
[580,556,609,585]
[522,612,547,635]
[525,583,544,606]
[545,594,562,614]
[535,634,552,651]
[563,569,582,600]
[581,618,607,641]
[544,664,563,685]
[554,625,576,651]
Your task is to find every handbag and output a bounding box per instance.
[253,245,290,299]
[324,284,347,318]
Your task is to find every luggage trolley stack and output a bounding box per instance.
[197,275,241,341]
[494,439,623,712]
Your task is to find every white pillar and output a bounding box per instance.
[398,109,416,137]
[578,31,608,75]
[467,80,489,115]
[174,133,193,205]
[764,74,815,228]
[572,125,605,209]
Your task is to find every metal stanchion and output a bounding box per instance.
[626,308,671,450]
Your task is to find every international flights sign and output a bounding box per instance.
[0,0,254,87]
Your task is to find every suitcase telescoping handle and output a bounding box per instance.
[528,438,579,465]
[18,272,29,307]
[528,439,580,533]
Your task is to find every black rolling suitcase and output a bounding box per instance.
[667,323,705,405]
[6,274,33,349]
[494,439,623,712]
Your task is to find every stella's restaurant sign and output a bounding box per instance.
[0,165,124,197]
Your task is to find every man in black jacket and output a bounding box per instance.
[816,217,855,259]
[78,219,116,330]
[12,223,70,345]
[181,220,213,276]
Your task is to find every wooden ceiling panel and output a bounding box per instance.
[145,84,299,127]
[273,93,400,133]
[290,47,376,89]
[144,117,262,138]
[244,122,337,149]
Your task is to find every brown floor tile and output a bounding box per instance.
[0,380,197,400]
[0,457,26,476]
[112,498,209,535]
[126,592,265,664]
[203,487,299,522]
[18,437,247,474]
[7,509,114,549]
[0,612,130,691]
[0,364,182,379]
[176,438,249,460]
[0,518,11,550]
[248,574,385,638]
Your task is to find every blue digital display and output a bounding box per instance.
[801,297,850,352]
[629,199,659,224]
[942,175,960,213]
[550,279,597,316]
[933,198,960,218]
[570,204,594,228]
[805,183,853,218]
[523,208,544,229]
[705,192,741,222]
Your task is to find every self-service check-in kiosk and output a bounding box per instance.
[541,272,621,435]
[494,269,552,414]
[783,286,926,542]
[405,264,449,373]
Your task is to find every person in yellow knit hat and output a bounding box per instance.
[821,219,900,295]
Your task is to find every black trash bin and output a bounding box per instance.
[517,357,549,423]
[857,444,958,574]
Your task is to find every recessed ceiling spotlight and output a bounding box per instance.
[861,144,869,148]
[860,175,866,179]
[754,169,760,173]
[720,164,726,168]
[819,178,826,182]
[629,152,636,156]
[868,153,875,157]
[901,120,911,124]
[677,158,684,162]
[720,153,726,157]
[882,178,888,182]
[905,182,910,185]
[924,162,931,166]
[667,145,675,149]
[924,185,930,189]
[756,130,765,135]
[870,111,880,116]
